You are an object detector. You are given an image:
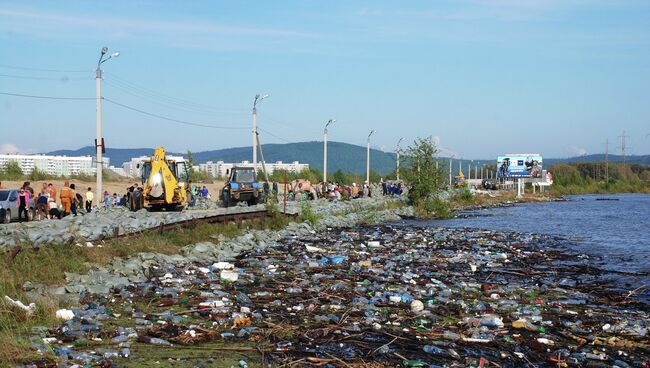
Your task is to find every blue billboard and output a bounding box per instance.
[496,154,543,178]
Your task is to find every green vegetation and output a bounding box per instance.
[401,137,448,218]
[0,161,113,182]
[299,201,321,227]
[549,162,650,194]
[259,167,383,186]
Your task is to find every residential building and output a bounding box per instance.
[0,154,102,176]
[198,160,309,178]
[122,155,186,178]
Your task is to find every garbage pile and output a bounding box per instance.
[23,224,649,367]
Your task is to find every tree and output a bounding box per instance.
[401,137,446,205]
[1,160,23,180]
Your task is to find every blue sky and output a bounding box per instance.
[1,0,649,159]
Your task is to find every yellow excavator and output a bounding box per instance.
[139,147,188,211]
[454,170,467,188]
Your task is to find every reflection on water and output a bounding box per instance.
[424,194,650,291]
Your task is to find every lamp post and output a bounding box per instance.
[252,94,269,173]
[323,119,335,183]
[366,130,376,185]
[95,47,119,203]
[395,137,404,181]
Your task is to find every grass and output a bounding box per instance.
[0,211,292,366]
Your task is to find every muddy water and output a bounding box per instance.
[424,193,650,299]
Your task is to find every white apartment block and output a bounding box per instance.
[122,155,186,178]
[0,154,98,176]
[199,160,309,178]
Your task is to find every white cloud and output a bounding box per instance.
[0,143,21,154]
[568,145,587,156]
[0,8,321,50]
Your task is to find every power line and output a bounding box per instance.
[258,127,292,143]
[103,97,250,130]
[0,73,92,81]
[0,91,95,100]
[104,72,249,113]
[0,64,91,73]
[104,79,249,118]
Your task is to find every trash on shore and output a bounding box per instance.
[20,223,650,367]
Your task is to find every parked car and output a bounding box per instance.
[0,189,36,223]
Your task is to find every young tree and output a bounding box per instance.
[401,137,446,205]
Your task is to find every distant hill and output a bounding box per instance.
[48,141,399,174]
[546,154,650,165]
[47,144,650,175]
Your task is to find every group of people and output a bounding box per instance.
[12,181,89,221]
[264,179,402,202]
[185,180,211,207]
[3,180,146,222]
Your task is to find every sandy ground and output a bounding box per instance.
[1,178,225,205]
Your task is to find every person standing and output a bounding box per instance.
[47,183,57,203]
[17,187,30,222]
[59,181,73,217]
[22,181,34,197]
[104,191,110,209]
[85,187,94,213]
[69,183,78,216]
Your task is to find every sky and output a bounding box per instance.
[1,0,649,159]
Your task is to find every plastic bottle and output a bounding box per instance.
[423,345,445,356]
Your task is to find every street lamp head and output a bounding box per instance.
[111,51,120,58]
[101,47,108,55]
[326,118,336,128]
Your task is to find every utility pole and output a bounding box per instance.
[252,94,269,173]
[395,137,404,182]
[255,130,269,183]
[95,47,119,203]
[619,130,629,166]
[366,130,376,185]
[449,158,452,186]
[323,119,335,183]
[605,138,609,185]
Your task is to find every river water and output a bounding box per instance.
[424,193,650,297]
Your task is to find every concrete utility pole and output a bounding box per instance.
[605,138,609,184]
[323,119,335,183]
[252,94,269,173]
[366,130,376,185]
[395,137,404,181]
[95,47,119,203]
[449,158,452,186]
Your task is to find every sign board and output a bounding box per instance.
[496,154,543,178]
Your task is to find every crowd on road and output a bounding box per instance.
[0,177,402,223]
[263,179,403,202]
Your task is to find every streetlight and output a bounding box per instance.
[323,119,335,183]
[252,94,269,172]
[366,130,376,185]
[95,47,119,203]
[395,137,404,181]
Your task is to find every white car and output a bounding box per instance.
[0,189,36,223]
